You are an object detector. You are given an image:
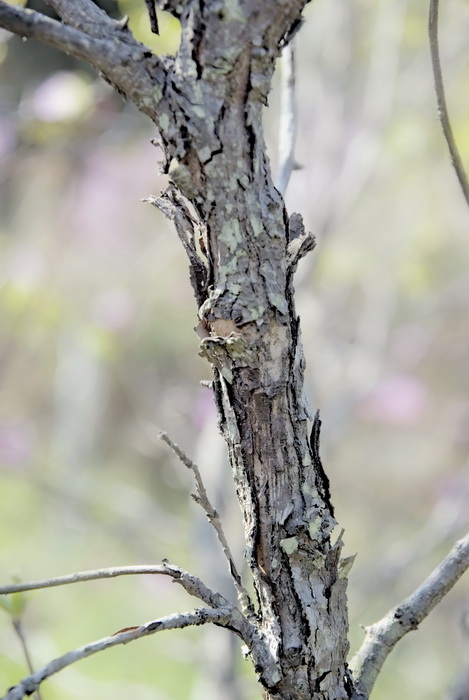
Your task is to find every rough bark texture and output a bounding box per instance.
[2,3,469,698]
[151,4,352,697]
[0,1,352,697]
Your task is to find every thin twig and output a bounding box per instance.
[350,531,469,697]
[0,563,227,610]
[3,607,232,700]
[11,620,42,700]
[144,0,159,34]
[429,0,469,208]
[276,40,297,197]
[158,431,255,618]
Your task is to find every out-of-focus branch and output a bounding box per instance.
[429,0,469,208]
[158,431,255,618]
[11,620,43,700]
[350,532,469,698]
[276,41,297,196]
[3,607,233,700]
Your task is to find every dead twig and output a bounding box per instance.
[158,431,255,618]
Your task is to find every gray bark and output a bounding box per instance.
[3,2,469,699]
[0,1,351,698]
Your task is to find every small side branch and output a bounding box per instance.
[350,532,469,698]
[276,40,297,197]
[144,0,159,34]
[158,431,255,618]
[429,0,469,207]
[3,607,232,700]
[0,562,229,610]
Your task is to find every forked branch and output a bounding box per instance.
[158,431,255,617]
[2,607,233,700]
[350,532,469,697]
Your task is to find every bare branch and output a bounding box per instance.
[350,532,469,697]
[158,431,255,618]
[276,40,298,196]
[0,563,227,610]
[43,0,118,36]
[144,0,159,34]
[11,620,43,700]
[0,2,165,121]
[3,607,233,700]
[429,0,469,208]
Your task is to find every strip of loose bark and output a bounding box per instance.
[429,0,469,208]
[2,608,232,700]
[350,532,469,698]
[276,41,297,196]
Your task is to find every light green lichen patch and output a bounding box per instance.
[308,516,322,540]
[198,145,212,163]
[221,366,233,383]
[301,483,319,499]
[221,0,245,22]
[338,554,356,579]
[159,112,170,132]
[220,219,242,253]
[280,537,298,555]
[250,216,264,238]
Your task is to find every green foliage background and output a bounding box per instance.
[1,0,469,698]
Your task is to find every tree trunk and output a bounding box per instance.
[152,3,352,697]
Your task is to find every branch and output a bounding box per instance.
[0,562,229,611]
[350,532,469,697]
[276,40,298,196]
[158,431,255,618]
[0,2,165,121]
[429,0,469,208]
[2,607,232,700]
[43,0,118,37]
[11,620,43,700]
[144,0,159,34]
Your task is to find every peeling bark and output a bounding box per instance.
[0,1,353,697]
[151,4,352,697]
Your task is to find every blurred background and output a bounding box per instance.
[1,0,469,698]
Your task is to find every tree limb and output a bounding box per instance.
[429,0,469,208]
[2,607,233,700]
[0,562,230,611]
[43,0,118,37]
[350,532,469,698]
[0,2,166,121]
[158,431,255,618]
